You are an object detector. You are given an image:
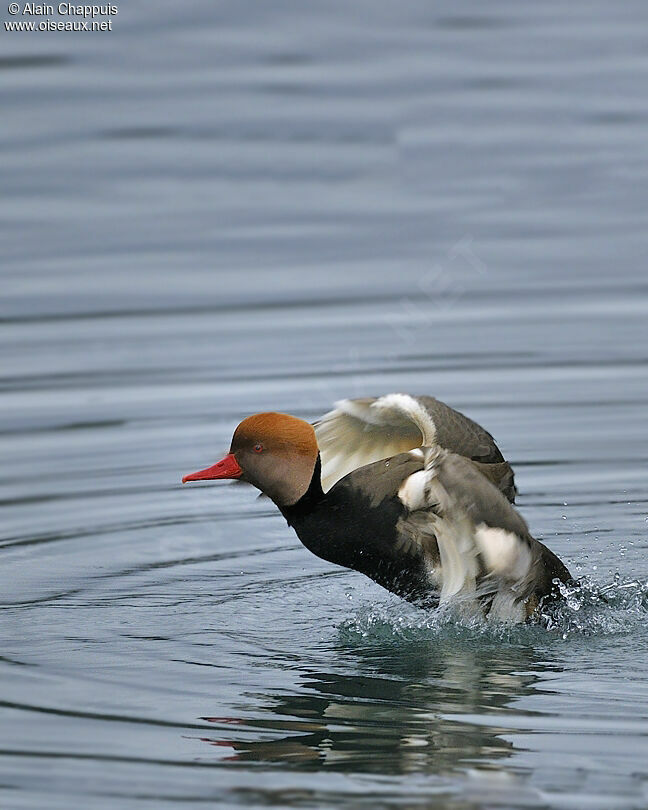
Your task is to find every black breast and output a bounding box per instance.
[281,454,438,605]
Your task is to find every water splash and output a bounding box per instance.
[542,575,648,639]
[340,576,648,643]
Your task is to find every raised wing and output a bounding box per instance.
[314,393,515,501]
[314,394,435,493]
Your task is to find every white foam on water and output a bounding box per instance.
[339,575,648,644]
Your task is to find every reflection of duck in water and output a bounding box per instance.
[197,639,541,772]
[183,394,571,621]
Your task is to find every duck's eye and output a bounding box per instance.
[253,443,263,453]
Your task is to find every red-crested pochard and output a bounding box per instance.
[183,394,570,622]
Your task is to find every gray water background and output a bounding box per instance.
[2,1,648,807]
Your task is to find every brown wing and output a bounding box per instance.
[415,396,516,502]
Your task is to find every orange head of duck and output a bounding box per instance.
[182,412,319,506]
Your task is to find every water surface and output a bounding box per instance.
[2,1,648,808]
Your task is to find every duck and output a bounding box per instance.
[182,394,570,622]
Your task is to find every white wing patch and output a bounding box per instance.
[314,393,437,492]
[398,470,429,510]
[474,524,533,582]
